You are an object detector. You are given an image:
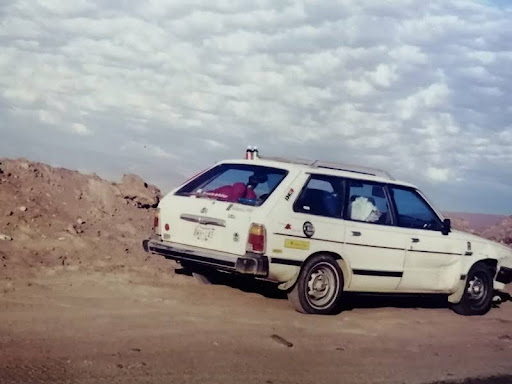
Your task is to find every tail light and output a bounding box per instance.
[246,223,266,254]
[246,146,253,160]
[153,209,160,235]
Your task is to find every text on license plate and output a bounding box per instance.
[194,226,215,241]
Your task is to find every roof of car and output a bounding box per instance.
[221,157,417,188]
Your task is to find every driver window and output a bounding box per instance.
[390,187,442,230]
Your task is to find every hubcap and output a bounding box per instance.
[467,275,486,301]
[306,262,339,309]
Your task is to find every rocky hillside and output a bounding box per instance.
[481,216,512,246]
[0,158,171,279]
[450,217,474,234]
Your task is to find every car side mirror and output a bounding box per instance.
[441,218,451,236]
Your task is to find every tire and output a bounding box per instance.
[451,263,494,316]
[192,271,214,284]
[181,263,217,285]
[287,254,344,315]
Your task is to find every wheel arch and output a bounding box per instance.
[448,257,498,304]
[474,258,498,273]
[278,250,351,291]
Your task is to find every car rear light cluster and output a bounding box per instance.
[245,146,259,160]
[154,209,160,235]
[246,223,266,254]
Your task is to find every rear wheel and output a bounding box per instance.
[287,255,344,315]
[181,263,218,284]
[451,263,494,316]
[192,271,214,284]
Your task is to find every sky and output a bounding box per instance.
[0,0,511,214]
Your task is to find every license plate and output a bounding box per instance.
[193,226,215,241]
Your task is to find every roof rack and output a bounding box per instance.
[313,161,394,180]
[258,156,316,166]
[259,156,394,180]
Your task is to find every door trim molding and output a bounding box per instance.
[352,269,403,278]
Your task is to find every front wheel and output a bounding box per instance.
[451,263,494,316]
[287,255,344,315]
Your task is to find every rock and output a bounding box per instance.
[270,334,293,348]
[58,237,66,241]
[118,174,161,208]
[0,234,13,241]
[84,178,120,210]
[19,206,27,212]
[6,211,13,216]
[66,224,78,235]
[77,218,85,225]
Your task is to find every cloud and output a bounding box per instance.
[0,0,511,213]
[71,123,92,136]
[426,167,451,183]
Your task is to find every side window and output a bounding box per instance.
[345,180,391,225]
[293,175,343,218]
[390,187,442,231]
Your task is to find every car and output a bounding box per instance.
[143,150,512,316]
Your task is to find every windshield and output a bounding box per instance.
[175,163,288,206]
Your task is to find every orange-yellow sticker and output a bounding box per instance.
[284,239,310,250]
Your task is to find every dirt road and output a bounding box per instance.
[0,265,511,384]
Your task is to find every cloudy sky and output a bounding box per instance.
[1,0,511,214]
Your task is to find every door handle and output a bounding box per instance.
[411,238,420,243]
[352,231,361,237]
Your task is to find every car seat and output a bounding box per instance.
[300,188,340,217]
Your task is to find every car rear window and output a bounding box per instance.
[175,164,288,206]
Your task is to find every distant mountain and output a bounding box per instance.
[443,212,507,231]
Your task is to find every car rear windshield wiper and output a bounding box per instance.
[184,190,229,201]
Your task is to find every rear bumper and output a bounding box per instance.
[142,239,269,277]
[496,266,512,284]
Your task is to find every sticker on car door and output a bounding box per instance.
[284,239,310,250]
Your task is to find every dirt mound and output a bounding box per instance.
[0,158,169,280]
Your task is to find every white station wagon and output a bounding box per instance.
[143,152,512,316]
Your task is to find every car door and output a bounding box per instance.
[343,179,408,291]
[389,186,463,292]
[267,173,346,269]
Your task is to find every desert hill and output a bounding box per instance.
[443,211,507,231]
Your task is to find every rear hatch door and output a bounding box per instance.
[160,196,254,255]
[158,162,289,256]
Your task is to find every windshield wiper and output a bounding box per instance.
[189,190,229,201]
